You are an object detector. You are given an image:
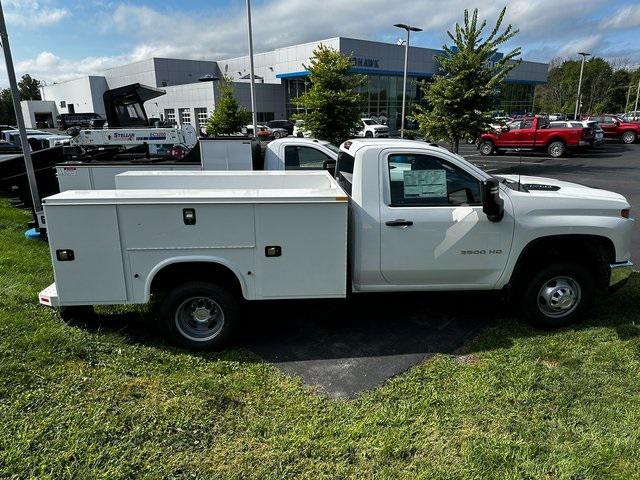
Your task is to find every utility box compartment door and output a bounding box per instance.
[254,203,348,299]
[45,204,127,304]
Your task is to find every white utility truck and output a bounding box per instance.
[56,137,339,191]
[39,139,634,350]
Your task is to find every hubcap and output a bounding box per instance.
[537,276,581,318]
[551,144,562,157]
[623,132,634,143]
[482,143,491,154]
[175,296,225,342]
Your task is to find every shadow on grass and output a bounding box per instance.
[64,274,640,366]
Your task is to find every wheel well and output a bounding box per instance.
[546,137,566,146]
[150,262,244,299]
[510,235,615,291]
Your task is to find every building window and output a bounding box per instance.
[59,101,66,108]
[164,109,176,125]
[195,108,208,129]
[257,112,275,123]
[179,108,191,125]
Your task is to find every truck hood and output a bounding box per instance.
[499,174,629,205]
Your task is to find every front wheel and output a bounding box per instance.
[479,140,494,156]
[519,262,594,328]
[365,131,373,138]
[621,131,637,144]
[547,140,566,158]
[272,131,282,139]
[158,281,240,350]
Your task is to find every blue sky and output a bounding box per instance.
[2,0,639,85]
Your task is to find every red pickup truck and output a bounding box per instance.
[586,115,640,144]
[479,116,593,158]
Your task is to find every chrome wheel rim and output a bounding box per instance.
[537,276,581,318]
[550,143,563,157]
[175,296,225,342]
[481,143,492,154]
[622,132,634,144]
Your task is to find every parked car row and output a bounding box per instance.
[478,113,640,158]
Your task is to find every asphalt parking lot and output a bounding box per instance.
[248,140,640,397]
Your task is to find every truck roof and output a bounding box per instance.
[339,138,446,155]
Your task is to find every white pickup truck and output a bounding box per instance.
[55,137,339,191]
[39,139,634,349]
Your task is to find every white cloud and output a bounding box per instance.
[601,4,640,29]
[4,1,69,27]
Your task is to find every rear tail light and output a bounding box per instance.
[621,209,630,219]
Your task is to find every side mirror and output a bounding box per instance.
[323,159,336,173]
[481,179,504,222]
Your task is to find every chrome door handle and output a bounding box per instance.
[385,219,413,227]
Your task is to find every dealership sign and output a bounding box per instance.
[352,57,380,68]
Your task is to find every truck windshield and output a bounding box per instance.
[336,151,354,195]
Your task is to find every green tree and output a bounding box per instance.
[292,44,364,145]
[18,74,42,100]
[413,7,520,152]
[535,58,634,114]
[204,77,251,136]
[0,88,16,125]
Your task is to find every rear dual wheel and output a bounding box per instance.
[158,281,240,350]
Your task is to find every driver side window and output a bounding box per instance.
[284,146,332,169]
[387,154,481,207]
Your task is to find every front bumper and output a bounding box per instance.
[609,261,634,291]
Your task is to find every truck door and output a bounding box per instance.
[379,151,514,288]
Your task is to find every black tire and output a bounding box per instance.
[59,306,96,326]
[365,131,373,138]
[273,131,282,139]
[479,140,494,156]
[547,140,566,158]
[158,281,240,350]
[519,262,594,328]
[621,131,637,144]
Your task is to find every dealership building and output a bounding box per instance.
[23,36,548,134]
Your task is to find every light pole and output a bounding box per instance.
[574,51,590,120]
[634,78,640,118]
[245,0,258,139]
[0,0,43,234]
[394,23,422,138]
[625,83,633,113]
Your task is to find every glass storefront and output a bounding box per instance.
[497,82,536,115]
[285,74,537,133]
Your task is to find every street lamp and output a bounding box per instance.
[574,51,591,120]
[634,78,640,119]
[394,23,422,138]
[245,0,258,139]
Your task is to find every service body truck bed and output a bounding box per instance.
[40,171,348,308]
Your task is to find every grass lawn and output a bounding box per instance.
[1,198,640,479]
